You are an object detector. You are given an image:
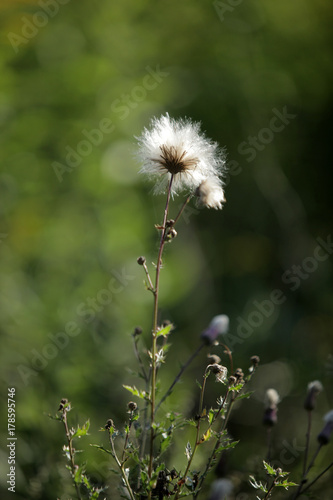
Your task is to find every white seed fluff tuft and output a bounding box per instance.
[136,113,226,196]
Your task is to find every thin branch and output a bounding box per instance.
[148,175,174,497]
[300,461,333,495]
[61,409,82,500]
[303,410,312,476]
[156,342,205,411]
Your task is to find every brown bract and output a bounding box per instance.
[152,144,198,175]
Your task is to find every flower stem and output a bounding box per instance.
[61,410,82,500]
[156,342,205,411]
[148,175,174,495]
[174,370,209,500]
[300,460,333,495]
[172,194,192,226]
[108,432,136,500]
[302,410,312,476]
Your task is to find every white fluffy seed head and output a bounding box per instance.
[324,409,333,423]
[307,380,323,394]
[136,113,226,196]
[264,388,280,409]
[196,177,226,210]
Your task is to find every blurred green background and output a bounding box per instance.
[0,0,332,498]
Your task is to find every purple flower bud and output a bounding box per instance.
[201,315,229,345]
[317,410,333,445]
[263,407,278,427]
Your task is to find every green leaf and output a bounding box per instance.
[236,391,254,401]
[72,420,90,439]
[216,439,239,452]
[156,323,173,338]
[199,428,212,443]
[74,466,84,484]
[276,480,298,489]
[263,461,276,476]
[123,385,148,400]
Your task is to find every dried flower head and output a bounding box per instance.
[196,177,226,210]
[304,380,323,411]
[201,314,229,345]
[207,363,228,383]
[136,113,226,196]
[317,409,333,445]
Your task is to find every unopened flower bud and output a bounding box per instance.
[251,355,260,367]
[105,419,115,430]
[234,368,244,382]
[128,401,137,412]
[137,256,146,265]
[58,398,69,411]
[304,380,323,411]
[207,354,221,364]
[201,315,229,345]
[165,228,177,241]
[166,219,175,227]
[228,375,237,386]
[317,410,333,445]
[133,326,143,337]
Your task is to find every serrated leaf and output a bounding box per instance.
[236,391,254,401]
[216,440,239,452]
[72,420,90,439]
[156,324,173,338]
[276,480,298,489]
[123,385,147,400]
[74,466,84,484]
[263,461,276,476]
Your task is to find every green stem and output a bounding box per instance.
[303,410,312,476]
[193,390,232,499]
[147,175,174,497]
[108,432,136,500]
[174,371,209,500]
[62,410,82,500]
[156,342,205,411]
[300,461,333,495]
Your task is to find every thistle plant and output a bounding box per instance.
[51,114,332,499]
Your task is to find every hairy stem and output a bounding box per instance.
[147,175,174,496]
[62,410,82,500]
